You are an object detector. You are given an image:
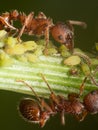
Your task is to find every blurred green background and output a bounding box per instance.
[0,0,98,129]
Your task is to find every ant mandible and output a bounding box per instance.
[17,74,87,127]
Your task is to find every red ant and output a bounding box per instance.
[0,10,86,51]
[17,74,87,127]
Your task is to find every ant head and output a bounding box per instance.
[83,90,98,114]
[39,111,50,127]
[51,22,74,50]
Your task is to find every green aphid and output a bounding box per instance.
[47,48,58,56]
[5,43,26,55]
[34,45,44,56]
[0,42,5,48]
[64,55,81,66]
[25,53,38,63]
[16,55,28,62]
[0,30,8,40]
[0,30,8,48]
[4,36,25,55]
[0,50,13,66]
[5,37,19,47]
[36,39,46,46]
[59,45,71,57]
[91,58,98,66]
[5,40,38,55]
[81,63,91,76]
[22,41,38,51]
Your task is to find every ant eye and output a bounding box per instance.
[58,35,63,40]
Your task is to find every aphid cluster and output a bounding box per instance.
[17,74,98,127]
[0,10,86,51]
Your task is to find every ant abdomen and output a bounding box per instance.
[18,98,41,123]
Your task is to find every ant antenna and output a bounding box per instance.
[16,80,41,102]
[90,66,98,86]
[40,73,53,93]
[68,20,87,29]
[90,75,98,86]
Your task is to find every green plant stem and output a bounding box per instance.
[0,55,98,98]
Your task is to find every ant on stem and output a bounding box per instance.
[0,10,86,52]
[17,74,88,127]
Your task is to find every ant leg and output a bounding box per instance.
[60,110,65,125]
[41,73,60,105]
[89,65,98,86]
[90,75,98,86]
[79,77,88,96]
[0,16,17,30]
[68,77,87,99]
[93,66,98,75]
[17,12,34,41]
[37,12,47,19]
[44,26,49,54]
[41,99,55,113]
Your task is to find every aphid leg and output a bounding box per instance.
[17,12,34,41]
[37,12,47,19]
[79,77,88,96]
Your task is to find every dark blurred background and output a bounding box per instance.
[0,0,98,129]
